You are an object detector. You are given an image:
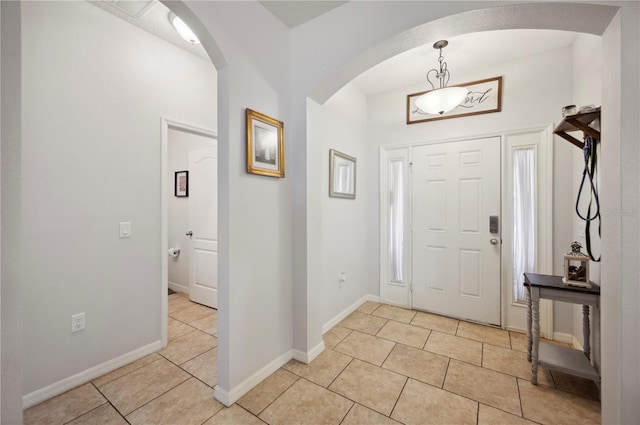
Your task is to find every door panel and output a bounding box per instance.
[412,137,501,325]
[188,146,218,308]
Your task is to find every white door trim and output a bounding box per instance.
[501,126,554,338]
[161,117,217,348]
[379,125,554,334]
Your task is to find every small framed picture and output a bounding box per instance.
[329,149,356,199]
[246,108,285,178]
[174,171,188,197]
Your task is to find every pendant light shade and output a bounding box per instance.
[415,40,467,115]
[415,86,468,116]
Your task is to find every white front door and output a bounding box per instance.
[188,146,218,308]
[411,137,501,325]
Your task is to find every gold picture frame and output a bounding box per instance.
[407,76,503,124]
[246,108,285,178]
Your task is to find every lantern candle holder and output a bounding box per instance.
[562,241,591,288]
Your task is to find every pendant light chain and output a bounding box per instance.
[415,40,468,116]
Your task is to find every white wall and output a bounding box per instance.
[570,34,602,360]
[21,1,216,395]
[307,84,370,332]
[600,9,640,423]
[365,45,576,333]
[183,1,293,403]
[167,128,216,293]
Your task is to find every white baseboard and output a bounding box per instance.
[292,340,325,364]
[168,281,188,294]
[214,295,382,408]
[322,294,380,334]
[509,329,578,349]
[214,349,292,407]
[552,332,577,347]
[506,325,526,334]
[22,340,162,409]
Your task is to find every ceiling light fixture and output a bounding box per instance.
[169,12,200,45]
[415,40,468,116]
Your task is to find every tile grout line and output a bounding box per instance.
[387,376,410,421]
[441,358,452,389]
[92,356,165,389]
[59,399,111,425]
[120,375,192,420]
[89,381,133,424]
[337,400,357,425]
[325,355,355,389]
[515,376,525,419]
[421,329,432,350]
[247,373,301,418]
[379,342,398,367]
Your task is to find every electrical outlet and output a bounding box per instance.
[71,313,85,333]
[338,272,346,287]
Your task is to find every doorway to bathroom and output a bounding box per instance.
[162,118,218,341]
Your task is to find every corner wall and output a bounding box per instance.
[1,2,23,423]
[307,84,370,333]
[184,0,293,402]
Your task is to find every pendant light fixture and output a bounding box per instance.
[169,12,200,45]
[415,40,468,116]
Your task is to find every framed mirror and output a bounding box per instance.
[329,149,356,199]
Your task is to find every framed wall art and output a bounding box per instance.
[246,108,285,178]
[407,76,503,124]
[329,149,356,199]
[174,171,188,197]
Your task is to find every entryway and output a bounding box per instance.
[380,128,553,332]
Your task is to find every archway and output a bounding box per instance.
[295,3,632,424]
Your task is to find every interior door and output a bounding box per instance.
[188,146,218,308]
[411,137,501,325]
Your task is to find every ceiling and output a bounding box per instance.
[90,1,582,96]
[259,1,347,28]
[351,30,579,95]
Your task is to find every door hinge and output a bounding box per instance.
[409,161,413,172]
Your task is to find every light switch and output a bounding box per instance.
[119,222,131,238]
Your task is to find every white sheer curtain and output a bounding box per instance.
[513,149,536,303]
[389,160,404,282]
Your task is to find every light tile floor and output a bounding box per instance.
[24,296,601,425]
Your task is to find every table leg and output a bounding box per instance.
[583,305,591,361]
[526,287,532,362]
[531,288,540,385]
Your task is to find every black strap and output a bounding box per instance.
[584,137,601,262]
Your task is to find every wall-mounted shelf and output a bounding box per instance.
[554,107,601,149]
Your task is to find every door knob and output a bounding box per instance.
[186,231,193,237]
[490,238,499,245]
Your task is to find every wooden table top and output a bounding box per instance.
[524,273,600,295]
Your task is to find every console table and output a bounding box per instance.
[524,273,600,385]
